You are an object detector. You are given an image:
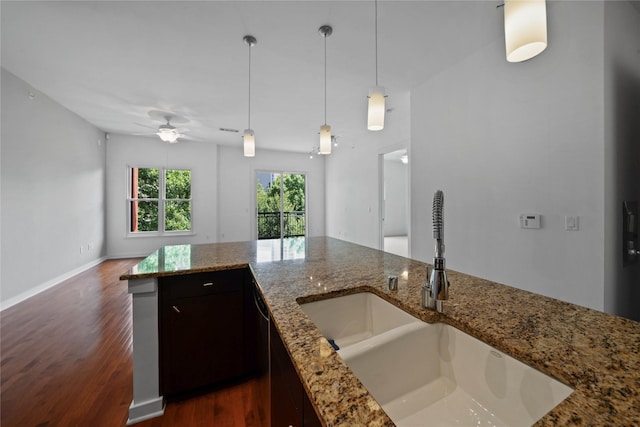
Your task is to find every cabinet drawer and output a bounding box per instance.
[159,269,244,300]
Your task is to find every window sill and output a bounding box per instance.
[126,231,195,239]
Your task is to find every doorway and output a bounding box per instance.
[255,171,306,240]
[381,150,409,257]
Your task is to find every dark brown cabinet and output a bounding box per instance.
[158,267,322,426]
[159,269,250,397]
[270,321,322,427]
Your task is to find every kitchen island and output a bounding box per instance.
[121,237,640,426]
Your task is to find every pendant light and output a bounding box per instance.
[504,0,547,62]
[243,35,257,157]
[368,0,385,131]
[318,25,333,155]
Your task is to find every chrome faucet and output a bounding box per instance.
[421,190,449,313]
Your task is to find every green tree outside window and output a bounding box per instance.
[256,173,305,239]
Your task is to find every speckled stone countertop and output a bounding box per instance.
[121,237,640,426]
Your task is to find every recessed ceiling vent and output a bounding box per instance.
[219,127,240,133]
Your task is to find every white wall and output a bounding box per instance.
[106,134,218,257]
[1,68,107,308]
[410,2,606,311]
[383,158,408,237]
[325,91,411,250]
[603,0,640,321]
[217,145,325,242]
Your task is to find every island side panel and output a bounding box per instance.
[127,277,164,424]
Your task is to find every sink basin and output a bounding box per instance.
[300,292,573,427]
[300,292,421,349]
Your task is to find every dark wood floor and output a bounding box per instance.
[1,259,263,427]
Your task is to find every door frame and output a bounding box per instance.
[378,144,411,257]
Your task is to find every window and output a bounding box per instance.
[129,167,192,234]
[255,171,306,240]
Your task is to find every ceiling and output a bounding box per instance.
[1,1,503,153]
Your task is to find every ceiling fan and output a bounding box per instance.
[156,117,183,143]
[135,111,192,143]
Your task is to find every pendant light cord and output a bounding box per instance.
[324,34,327,125]
[318,25,332,129]
[375,0,378,87]
[248,42,252,129]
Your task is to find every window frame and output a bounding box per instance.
[126,166,194,237]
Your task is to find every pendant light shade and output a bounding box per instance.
[243,129,255,157]
[367,86,386,131]
[319,25,333,155]
[504,0,547,62]
[319,124,331,154]
[243,35,257,157]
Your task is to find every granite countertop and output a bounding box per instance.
[121,237,640,426]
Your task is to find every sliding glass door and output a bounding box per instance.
[255,171,306,240]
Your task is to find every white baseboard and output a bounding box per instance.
[127,397,165,425]
[0,256,108,311]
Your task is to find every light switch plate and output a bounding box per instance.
[565,216,579,231]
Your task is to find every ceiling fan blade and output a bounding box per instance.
[134,122,158,130]
[178,134,199,142]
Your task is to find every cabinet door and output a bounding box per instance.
[270,321,303,427]
[270,320,323,427]
[303,390,322,427]
[161,289,244,396]
[269,324,322,427]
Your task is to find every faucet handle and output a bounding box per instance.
[387,275,398,291]
[421,282,431,308]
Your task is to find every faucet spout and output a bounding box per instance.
[422,190,449,313]
[430,258,448,307]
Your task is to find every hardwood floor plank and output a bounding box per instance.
[1,259,264,427]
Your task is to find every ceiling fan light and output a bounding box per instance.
[319,124,331,155]
[504,0,547,62]
[157,126,179,143]
[243,129,255,157]
[367,86,386,131]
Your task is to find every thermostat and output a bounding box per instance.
[520,214,541,229]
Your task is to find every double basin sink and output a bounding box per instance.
[300,292,573,426]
